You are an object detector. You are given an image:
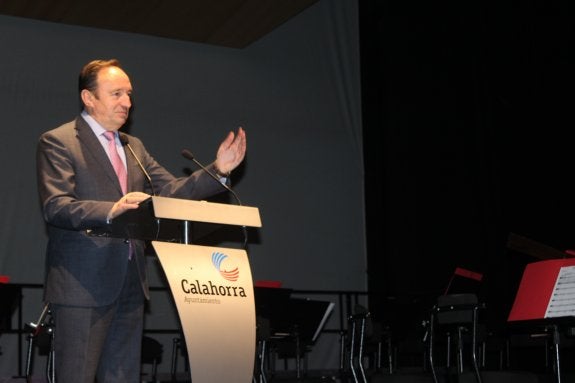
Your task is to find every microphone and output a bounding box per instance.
[181,149,247,249]
[181,149,242,206]
[120,134,156,196]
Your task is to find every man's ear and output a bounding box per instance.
[80,89,95,107]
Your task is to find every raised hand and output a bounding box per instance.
[214,127,246,175]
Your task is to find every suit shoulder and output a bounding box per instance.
[40,118,79,140]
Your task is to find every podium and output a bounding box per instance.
[107,196,262,383]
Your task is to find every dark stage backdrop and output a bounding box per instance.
[0,0,362,375]
[361,0,575,339]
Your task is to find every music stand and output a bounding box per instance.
[254,286,293,334]
[0,280,20,365]
[253,286,293,382]
[0,283,20,334]
[267,296,335,378]
[507,258,575,383]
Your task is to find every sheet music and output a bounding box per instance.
[545,265,575,318]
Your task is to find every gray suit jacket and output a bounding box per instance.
[36,116,226,307]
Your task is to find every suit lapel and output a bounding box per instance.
[74,117,125,195]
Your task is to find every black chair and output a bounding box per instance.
[428,293,483,383]
[170,335,191,381]
[253,316,271,383]
[346,310,369,383]
[262,297,333,380]
[24,303,55,383]
[341,304,394,383]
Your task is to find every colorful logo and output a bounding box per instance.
[211,252,239,282]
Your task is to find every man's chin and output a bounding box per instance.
[115,117,128,127]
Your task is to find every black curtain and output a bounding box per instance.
[360,0,575,333]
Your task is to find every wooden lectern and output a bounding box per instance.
[106,196,262,383]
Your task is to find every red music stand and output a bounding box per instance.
[508,258,575,322]
[508,258,575,383]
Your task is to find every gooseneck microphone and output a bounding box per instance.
[181,148,247,249]
[181,149,243,206]
[120,134,156,196]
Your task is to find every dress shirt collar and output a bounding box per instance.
[81,109,111,139]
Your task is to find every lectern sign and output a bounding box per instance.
[153,241,256,383]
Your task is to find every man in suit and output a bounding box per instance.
[36,59,247,383]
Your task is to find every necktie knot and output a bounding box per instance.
[103,130,116,142]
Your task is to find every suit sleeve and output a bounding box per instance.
[128,136,228,200]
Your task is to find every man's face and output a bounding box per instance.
[83,66,132,131]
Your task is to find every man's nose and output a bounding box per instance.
[121,95,131,107]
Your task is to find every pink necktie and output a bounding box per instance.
[103,131,127,195]
[104,131,133,259]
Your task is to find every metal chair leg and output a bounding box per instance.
[253,339,267,383]
[47,328,55,383]
[171,337,180,380]
[357,317,367,383]
[429,311,439,383]
[471,307,482,383]
[552,325,561,383]
[349,319,358,383]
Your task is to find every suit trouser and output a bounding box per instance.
[51,258,145,383]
